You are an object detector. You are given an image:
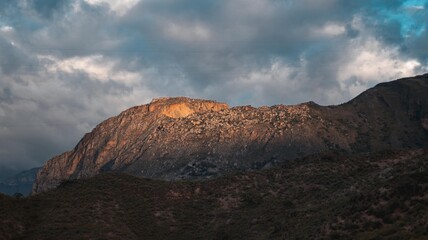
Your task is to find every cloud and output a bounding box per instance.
[162,20,212,42]
[41,55,142,85]
[0,0,428,176]
[338,37,423,83]
[0,53,157,177]
[84,0,140,16]
[311,22,346,37]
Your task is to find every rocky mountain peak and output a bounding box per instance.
[32,75,428,194]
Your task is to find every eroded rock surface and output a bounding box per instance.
[33,74,428,193]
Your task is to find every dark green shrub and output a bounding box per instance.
[13,192,23,199]
[241,192,262,207]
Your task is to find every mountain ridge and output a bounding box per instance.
[33,74,428,194]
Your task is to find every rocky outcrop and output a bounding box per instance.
[149,97,229,118]
[33,74,428,194]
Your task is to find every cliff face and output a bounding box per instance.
[33,74,428,194]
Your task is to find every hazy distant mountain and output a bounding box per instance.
[0,168,40,196]
[33,74,428,193]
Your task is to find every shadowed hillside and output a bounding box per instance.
[2,149,427,239]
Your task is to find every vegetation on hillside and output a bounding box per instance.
[1,149,427,239]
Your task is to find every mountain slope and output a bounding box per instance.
[33,74,428,193]
[2,149,428,239]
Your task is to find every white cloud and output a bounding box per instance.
[162,21,212,42]
[40,55,141,86]
[312,23,346,37]
[404,5,425,11]
[0,26,13,32]
[339,40,421,83]
[338,36,427,97]
[84,0,140,16]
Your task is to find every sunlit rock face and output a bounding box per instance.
[33,74,428,194]
[148,97,229,118]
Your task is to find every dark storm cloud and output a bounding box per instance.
[121,0,355,98]
[119,0,427,104]
[0,37,25,75]
[403,6,428,62]
[28,0,71,19]
[0,0,427,177]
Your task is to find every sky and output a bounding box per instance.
[0,0,428,178]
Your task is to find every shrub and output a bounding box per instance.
[241,192,262,207]
[13,192,23,199]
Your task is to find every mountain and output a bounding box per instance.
[33,74,428,194]
[0,168,40,196]
[2,149,427,239]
